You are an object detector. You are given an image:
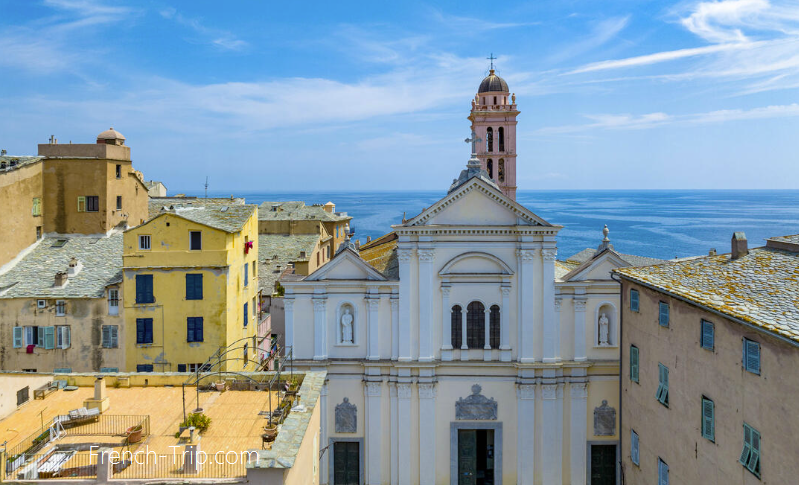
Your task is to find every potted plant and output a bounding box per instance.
[214,381,226,392]
[125,424,143,443]
[263,423,278,442]
[285,377,299,396]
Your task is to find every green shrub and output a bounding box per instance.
[179,412,212,433]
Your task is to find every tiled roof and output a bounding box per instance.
[258,234,320,294]
[0,155,43,172]
[359,232,399,279]
[150,201,256,233]
[0,234,122,299]
[148,197,245,219]
[565,247,663,268]
[769,234,799,245]
[258,201,350,223]
[616,246,799,343]
[555,260,580,279]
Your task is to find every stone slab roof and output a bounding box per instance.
[616,246,799,343]
[148,197,246,219]
[565,247,663,268]
[258,234,320,294]
[0,155,42,173]
[0,234,122,299]
[359,232,399,280]
[150,201,256,233]
[258,201,350,223]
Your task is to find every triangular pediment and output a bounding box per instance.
[305,248,388,281]
[562,249,629,282]
[404,177,551,227]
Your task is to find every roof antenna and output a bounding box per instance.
[204,176,209,198]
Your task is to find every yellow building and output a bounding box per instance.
[122,201,261,372]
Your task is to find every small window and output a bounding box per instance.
[190,231,202,250]
[489,305,500,349]
[243,302,249,327]
[186,274,203,300]
[86,196,99,212]
[136,318,153,344]
[136,364,154,373]
[701,320,714,350]
[243,342,248,363]
[244,262,249,287]
[656,363,669,406]
[630,289,639,312]
[630,345,639,383]
[702,397,715,442]
[17,386,30,406]
[54,367,71,373]
[99,367,119,373]
[451,305,463,348]
[52,238,67,248]
[743,338,760,375]
[658,302,669,327]
[252,261,256,278]
[55,300,66,316]
[37,299,47,309]
[139,235,151,250]
[102,325,119,348]
[739,423,761,478]
[135,274,154,304]
[116,196,122,210]
[658,458,669,485]
[187,317,204,342]
[108,289,119,315]
[631,430,640,466]
[177,364,187,372]
[77,196,86,212]
[56,326,70,348]
[115,164,121,179]
[36,226,42,239]
[13,326,23,348]
[32,197,42,216]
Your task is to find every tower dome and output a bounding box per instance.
[96,127,126,146]
[478,69,509,93]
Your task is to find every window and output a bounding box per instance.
[658,302,669,327]
[139,235,151,250]
[37,299,46,309]
[36,226,42,239]
[498,159,505,182]
[54,368,71,373]
[743,338,760,375]
[102,325,118,348]
[32,197,41,216]
[55,300,66,316]
[40,326,55,349]
[86,196,99,212]
[487,159,493,179]
[77,196,86,212]
[631,430,640,466]
[56,326,70,349]
[177,364,187,372]
[135,275,154,303]
[17,386,30,406]
[99,367,119,373]
[489,305,500,349]
[187,317,204,342]
[656,363,669,406]
[137,364,154,373]
[493,96,497,104]
[136,318,153,344]
[658,458,669,485]
[115,164,121,178]
[243,342,248,363]
[252,261,257,278]
[244,262,249,287]
[486,127,494,152]
[498,127,505,151]
[630,289,639,312]
[466,301,485,349]
[24,326,38,346]
[739,423,761,477]
[108,289,119,315]
[190,231,202,250]
[186,274,203,300]
[702,397,715,442]
[630,345,639,383]
[13,327,23,348]
[116,196,122,210]
[701,320,714,350]
[189,363,208,373]
[244,302,249,327]
[451,305,463,348]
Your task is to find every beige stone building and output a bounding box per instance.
[0,234,125,373]
[616,233,799,485]
[0,129,149,268]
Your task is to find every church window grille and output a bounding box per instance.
[489,305,500,349]
[487,159,493,179]
[466,301,485,349]
[498,159,505,182]
[451,305,463,348]
[486,127,493,152]
[498,127,505,151]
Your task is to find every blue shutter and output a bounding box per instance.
[244,302,248,326]
[37,327,45,347]
[111,326,118,348]
[631,430,640,465]
[102,325,110,348]
[630,289,639,312]
[748,427,761,476]
[136,275,154,303]
[13,327,23,348]
[701,320,714,350]
[146,319,153,343]
[196,317,203,341]
[136,319,144,343]
[100,367,119,373]
[136,275,144,303]
[659,302,669,326]
[658,459,669,485]
[178,364,187,372]
[244,263,248,287]
[740,424,752,465]
[702,398,715,441]
[187,318,194,342]
[745,339,760,374]
[630,345,639,383]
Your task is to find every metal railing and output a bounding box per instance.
[7,452,97,480]
[112,451,249,479]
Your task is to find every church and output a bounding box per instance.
[284,67,660,485]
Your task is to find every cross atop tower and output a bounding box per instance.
[487,53,496,70]
[465,131,482,155]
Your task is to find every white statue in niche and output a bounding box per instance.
[599,312,610,346]
[341,308,354,344]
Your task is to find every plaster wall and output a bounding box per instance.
[0,373,53,420]
[0,161,43,267]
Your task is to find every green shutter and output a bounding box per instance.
[44,326,55,349]
[739,424,752,465]
[630,345,639,383]
[702,398,715,441]
[701,320,714,350]
[745,340,760,374]
[13,327,23,348]
[748,428,760,476]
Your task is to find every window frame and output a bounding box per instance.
[115,164,121,179]
[701,397,715,442]
[743,338,761,375]
[658,301,669,327]
[77,196,86,212]
[630,288,640,312]
[631,429,640,466]
[55,300,66,316]
[136,318,154,344]
[701,319,714,351]
[630,345,639,383]
[56,325,70,349]
[466,301,486,349]
[189,231,202,251]
[107,288,120,315]
[138,235,151,250]
[102,325,119,349]
[136,364,154,373]
[85,195,100,212]
[116,195,122,210]
[185,274,203,300]
[135,274,155,304]
[32,197,42,216]
[739,423,761,478]
[187,317,204,343]
[656,363,669,407]
[244,262,249,287]
[243,302,249,327]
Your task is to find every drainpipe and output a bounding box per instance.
[611,271,624,484]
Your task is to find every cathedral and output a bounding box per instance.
[284,67,658,485]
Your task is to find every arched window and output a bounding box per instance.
[466,301,485,349]
[498,159,505,183]
[451,305,462,349]
[498,127,505,152]
[487,159,493,179]
[493,96,497,105]
[489,305,500,349]
[482,97,485,105]
[486,127,493,152]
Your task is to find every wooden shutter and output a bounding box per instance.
[631,430,639,465]
[102,326,110,348]
[196,318,203,342]
[38,327,45,347]
[739,424,752,465]
[111,326,118,348]
[702,320,714,349]
[746,340,760,374]
[44,326,55,349]
[748,428,760,474]
[630,289,639,311]
[630,346,639,382]
[658,459,668,485]
[659,302,669,326]
[702,398,715,441]
[13,327,23,348]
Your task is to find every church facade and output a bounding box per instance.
[284,70,649,485]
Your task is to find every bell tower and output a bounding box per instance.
[468,60,519,199]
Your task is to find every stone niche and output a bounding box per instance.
[594,400,616,436]
[335,397,357,433]
[455,384,498,420]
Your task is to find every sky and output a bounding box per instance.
[1,0,798,192]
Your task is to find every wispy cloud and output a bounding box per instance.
[159,8,249,51]
[429,9,540,32]
[549,15,630,64]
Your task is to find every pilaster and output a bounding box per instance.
[542,248,559,363]
[569,382,588,485]
[284,297,295,353]
[320,381,329,485]
[418,382,437,485]
[397,382,412,485]
[516,383,536,485]
[313,297,327,360]
[517,248,536,363]
[418,249,435,361]
[573,297,588,362]
[500,286,511,362]
[542,383,563,485]
[397,249,414,361]
[389,382,399,485]
[367,296,380,360]
[364,380,383,485]
[441,286,453,361]
[390,298,399,361]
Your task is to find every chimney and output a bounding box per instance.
[366,236,372,243]
[68,257,83,277]
[0,149,6,156]
[709,248,717,256]
[731,232,748,260]
[54,272,68,287]
[95,377,107,401]
[324,201,335,213]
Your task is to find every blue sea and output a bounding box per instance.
[185,190,799,261]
